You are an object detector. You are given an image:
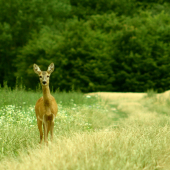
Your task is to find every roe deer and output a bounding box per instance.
[33,63,58,144]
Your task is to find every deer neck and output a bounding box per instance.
[42,85,51,107]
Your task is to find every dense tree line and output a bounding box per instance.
[1,0,170,92]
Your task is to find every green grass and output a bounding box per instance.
[1,88,170,169]
[0,87,116,160]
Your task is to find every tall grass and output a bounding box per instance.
[0,86,116,160]
[1,88,170,169]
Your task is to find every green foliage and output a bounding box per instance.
[70,0,138,19]
[1,0,170,92]
[108,11,170,92]
[15,11,170,92]
[146,89,157,98]
[0,0,71,88]
[16,18,114,92]
[0,22,15,87]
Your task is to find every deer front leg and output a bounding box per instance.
[43,122,48,145]
[37,119,43,144]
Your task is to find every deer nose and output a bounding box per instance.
[42,81,46,85]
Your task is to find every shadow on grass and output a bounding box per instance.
[109,104,128,121]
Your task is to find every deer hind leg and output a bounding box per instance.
[50,114,55,142]
[47,121,51,136]
[37,119,43,144]
[46,120,54,142]
[50,121,54,142]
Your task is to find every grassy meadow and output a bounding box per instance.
[1,87,170,169]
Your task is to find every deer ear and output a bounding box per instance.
[47,63,54,74]
[33,64,41,75]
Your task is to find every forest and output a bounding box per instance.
[1,0,170,92]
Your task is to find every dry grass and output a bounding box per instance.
[87,92,146,102]
[1,116,170,170]
[1,90,170,169]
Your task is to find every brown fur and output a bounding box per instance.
[33,63,58,144]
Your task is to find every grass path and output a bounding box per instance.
[87,91,170,169]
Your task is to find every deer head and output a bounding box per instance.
[33,63,54,86]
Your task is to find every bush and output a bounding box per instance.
[15,11,170,92]
[16,19,114,92]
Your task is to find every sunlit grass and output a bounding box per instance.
[1,88,170,169]
[1,113,170,170]
[0,88,116,160]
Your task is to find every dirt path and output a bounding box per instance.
[87,92,146,102]
[87,90,170,102]
[86,92,148,121]
[86,91,170,121]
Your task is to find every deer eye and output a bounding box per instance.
[39,76,42,78]
[47,75,50,78]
